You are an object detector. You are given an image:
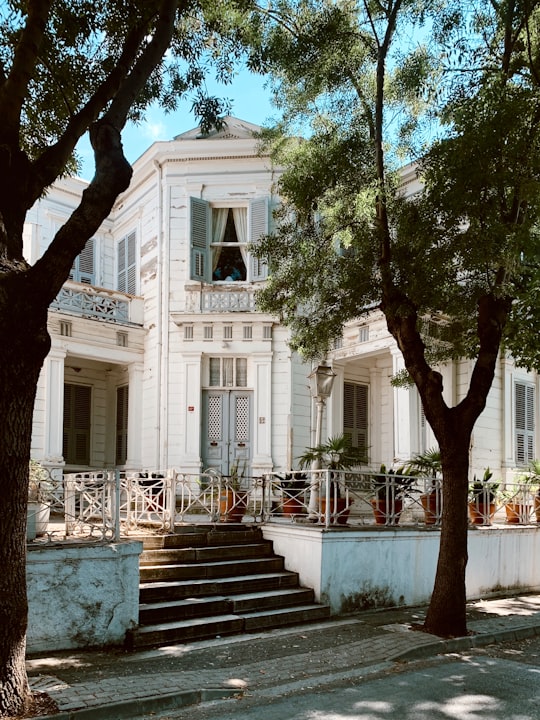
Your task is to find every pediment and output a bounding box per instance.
[174,116,261,141]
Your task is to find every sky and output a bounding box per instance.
[76,70,278,181]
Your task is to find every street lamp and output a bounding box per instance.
[308,363,336,518]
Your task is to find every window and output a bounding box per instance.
[69,238,95,284]
[515,381,535,465]
[116,331,128,347]
[224,325,233,340]
[344,382,368,458]
[184,325,194,341]
[117,231,137,294]
[190,198,268,283]
[208,357,248,387]
[243,325,252,341]
[116,385,129,465]
[63,384,91,465]
[204,326,213,340]
[263,325,273,341]
[60,321,72,337]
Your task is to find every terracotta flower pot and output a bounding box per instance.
[219,489,247,523]
[468,501,495,526]
[371,498,403,526]
[420,492,441,525]
[505,502,531,525]
[320,497,352,525]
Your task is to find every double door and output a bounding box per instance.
[202,390,252,477]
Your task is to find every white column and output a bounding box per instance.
[369,366,382,466]
[391,349,412,463]
[181,352,203,472]
[44,346,67,463]
[252,353,273,474]
[125,362,144,469]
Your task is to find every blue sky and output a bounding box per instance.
[76,70,277,181]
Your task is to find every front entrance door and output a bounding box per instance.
[202,390,252,477]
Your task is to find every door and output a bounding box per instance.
[202,390,252,477]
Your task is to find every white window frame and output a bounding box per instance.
[117,230,137,294]
[189,198,269,283]
[515,380,535,466]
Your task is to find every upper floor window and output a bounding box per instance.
[515,381,535,465]
[69,237,95,284]
[117,230,137,294]
[190,198,268,283]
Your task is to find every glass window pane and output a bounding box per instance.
[209,358,221,386]
[236,358,247,387]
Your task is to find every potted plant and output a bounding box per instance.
[502,471,534,525]
[297,434,366,524]
[27,459,53,539]
[370,464,415,526]
[406,448,442,525]
[468,468,498,526]
[219,460,248,523]
[523,459,540,523]
[277,473,308,517]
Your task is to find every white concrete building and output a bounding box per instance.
[26,118,539,484]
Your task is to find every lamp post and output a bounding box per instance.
[308,362,336,518]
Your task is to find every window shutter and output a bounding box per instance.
[118,231,137,294]
[515,381,535,465]
[343,382,368,458]
[248,197,268,281]
[116,385,129,465]
[69,238,95,284]
[190,197,210,281]
[63,384,91,465]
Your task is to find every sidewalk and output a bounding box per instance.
[28,593,540,720]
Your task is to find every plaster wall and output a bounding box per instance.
[262,525,540,614]
[26,541,142,653]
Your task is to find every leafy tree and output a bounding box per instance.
[0,0,252,715]
[252,0,540,637]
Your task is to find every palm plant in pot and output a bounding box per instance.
[468,468,498,526]
[406,448,442,525]
[297,434,366,524]
[219,459,248,523]
[27,459,53,539]
[528,459,540,523]
[370,464,415,526]
[276,472,308,517]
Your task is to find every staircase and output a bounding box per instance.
[126,524,330,650]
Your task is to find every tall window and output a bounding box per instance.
[343,382,368,459]
[117,231,137,294]
[69,238,95,284]
[190,198,268,283]
[63,384,91,465]
[116,385,129,465]
[515,381,535,465]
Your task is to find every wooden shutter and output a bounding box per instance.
[515,382,535,465]
[116,385,129,465]
[190,198,210,281]
[248,197,268,281]
[63,384,91,465]
[343,382,368,458]
[69,238,95,284]
[118,231,137,294]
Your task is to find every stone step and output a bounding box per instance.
[139,570,302,603]
[127,604,331,649]
[141,526,263,550]
[139,556,284,583]
[139,587,316,625]
[140,541,273,566]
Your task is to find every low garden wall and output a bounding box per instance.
[262,524,540,614]
[26,540,142,653]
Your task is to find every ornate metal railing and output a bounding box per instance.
[28,468,540,542]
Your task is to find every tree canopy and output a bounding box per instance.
[249,0,540,637]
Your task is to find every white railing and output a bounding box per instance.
[51,282,144,324]
[28,468,540,542]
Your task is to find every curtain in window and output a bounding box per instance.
[211,208,228,271]
[233,207,248,265]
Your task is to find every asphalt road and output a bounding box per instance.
[136,635,540,720]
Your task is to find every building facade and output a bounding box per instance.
[26,118,539,484]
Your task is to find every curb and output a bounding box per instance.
[34,687,241,720]
[389,623,540,662]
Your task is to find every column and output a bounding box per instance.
[125,362,144,469]
[391,349,412,462]
[44,346,67,463]
[252,353,273,474]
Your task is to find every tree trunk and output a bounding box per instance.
[0,289,50,716]
[424,430,470,637]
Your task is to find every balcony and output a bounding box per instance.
[185,285,257,313]
[51,281,144,325]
